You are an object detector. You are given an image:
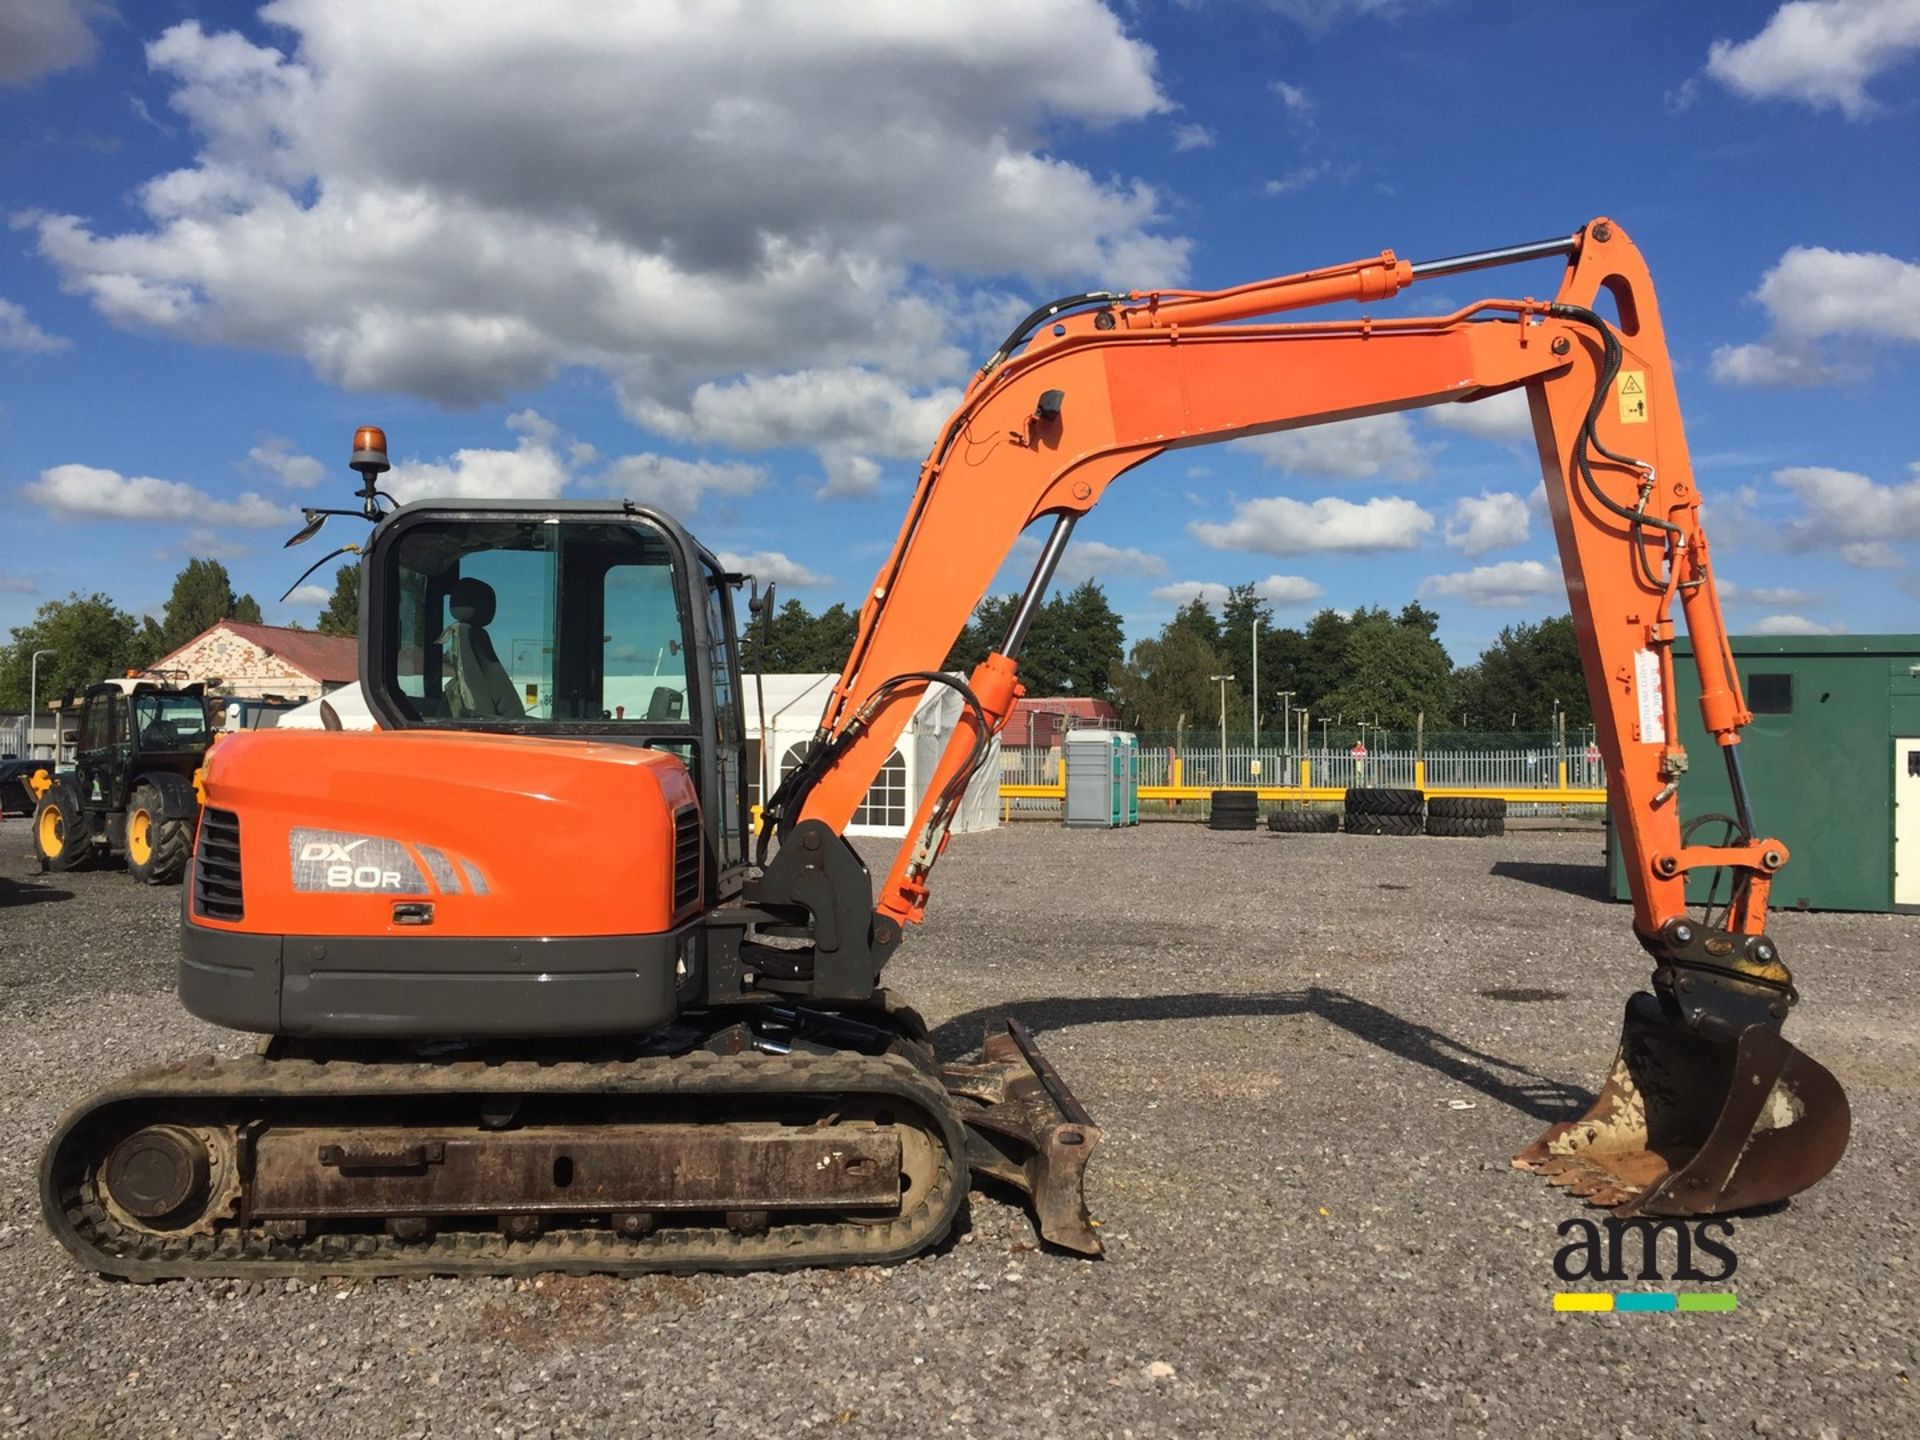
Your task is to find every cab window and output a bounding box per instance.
[384,518,694,729]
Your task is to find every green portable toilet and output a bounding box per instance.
[1607,634,1920,913]
[1064,729,1138,828]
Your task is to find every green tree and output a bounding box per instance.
[943,582,1123,696]
[1165,596,1222,653]
[317,564,359,637]
[1110,622,1241,733]
[1292,608,1354,714]
[1050,580,1124,696]
[153,558,259,654]
[0,593,152,710]
[1455,615,1590,729]
[1316,606,1456,731]
[232,593,264,624]
[740,597,862,673]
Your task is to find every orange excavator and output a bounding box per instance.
[43,218,1849,1279]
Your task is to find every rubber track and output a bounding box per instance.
[43,1049,967,1282]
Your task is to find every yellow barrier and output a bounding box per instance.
[999,781,1605,806]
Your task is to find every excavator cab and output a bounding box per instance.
[359,499,750,880]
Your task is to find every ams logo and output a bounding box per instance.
[1553,1217,1738,1283]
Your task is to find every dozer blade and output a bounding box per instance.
[940,1018,1103,1256]
[1514,991,1850,1216]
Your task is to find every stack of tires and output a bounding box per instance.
[1268,808,1339,833]
[1208,789,1259,831]
[1343,787,1423,836]
[1425,796,1507,838]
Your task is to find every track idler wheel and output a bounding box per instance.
[1514,992,1850,1215]
[103,1126,213,1228]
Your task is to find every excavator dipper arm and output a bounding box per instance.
[764,217,1849,1218]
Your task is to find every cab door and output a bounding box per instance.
[74,687,123,811]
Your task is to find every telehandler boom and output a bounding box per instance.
[43,218,1848,1279]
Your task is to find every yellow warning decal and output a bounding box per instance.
[1616,369,1648,425]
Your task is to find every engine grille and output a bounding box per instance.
[193,808,244,922]
[671,804,702,916]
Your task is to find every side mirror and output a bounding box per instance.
[750,580,776,660]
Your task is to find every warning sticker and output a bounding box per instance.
[1617,369,1649,425]
[1633,649,1664,741]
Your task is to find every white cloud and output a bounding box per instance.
[0,575,37,594]
[0,0,101,87]
[1708,342,1855,387]
[1255,574,1325,605]
[1774,463,1920,553]
[715,550,828,588]
[1191,495,1434,555]
[630,367,960,501]
[1057,539,1169,582]
[1713,244,1920,386]
[1236,414,1429,481]
[0,297,70,353]
[248,436,326,490]
[376,411,766,514]
[284,584,331,606]
[1750,613,1848,636]
[597,454,766,515]
[1171,122,1215,151]
[1841,540,1904,567]
[1260,2,1407,34]
[1715,579,1819,607]
[386,436,573,505]
[1264,163,1329,196]
[1419,559,1559,608]
[1705,0,1920,118]
[25,463,293,528]
[1268,80,1315,115]
[33,2,1184,485]
[1151,575,1322,611]
[1443,491,1531,555]
[1152,579,1320,610]
[1154,580,1231,610]
[1424,388,1532,443]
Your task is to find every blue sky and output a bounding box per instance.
[2,0,1917,663]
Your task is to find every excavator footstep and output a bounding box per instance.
[1514,992,1849,1217]
[940,1018,1103,1256]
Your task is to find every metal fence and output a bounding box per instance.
[1000,735,1606,820]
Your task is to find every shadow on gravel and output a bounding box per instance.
[1489,859,1609,902]
[0,880,73,907]
[935,987,1595,1122]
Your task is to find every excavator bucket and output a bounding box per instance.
[1514,992,1850,1215]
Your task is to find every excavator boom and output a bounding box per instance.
[766,216,1849,1218]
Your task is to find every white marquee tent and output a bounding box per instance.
[744,673,1000,840]
[280,676,1000,841]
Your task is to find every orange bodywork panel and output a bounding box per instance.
[192,729,699,939]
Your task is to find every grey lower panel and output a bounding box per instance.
[181,922,684,1038]
[179,927,283,1034]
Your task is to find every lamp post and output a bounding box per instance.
[1211,674,1235,785]
[29,648,56,760]
[1275,690,1296,759]
[1250,622,1259,753]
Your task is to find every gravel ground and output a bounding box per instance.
[1,823,1915,1439]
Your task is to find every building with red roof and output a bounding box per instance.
[147,620,358,702]
[1002,696,1117,748]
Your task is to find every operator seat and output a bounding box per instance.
[441,578,525,719]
